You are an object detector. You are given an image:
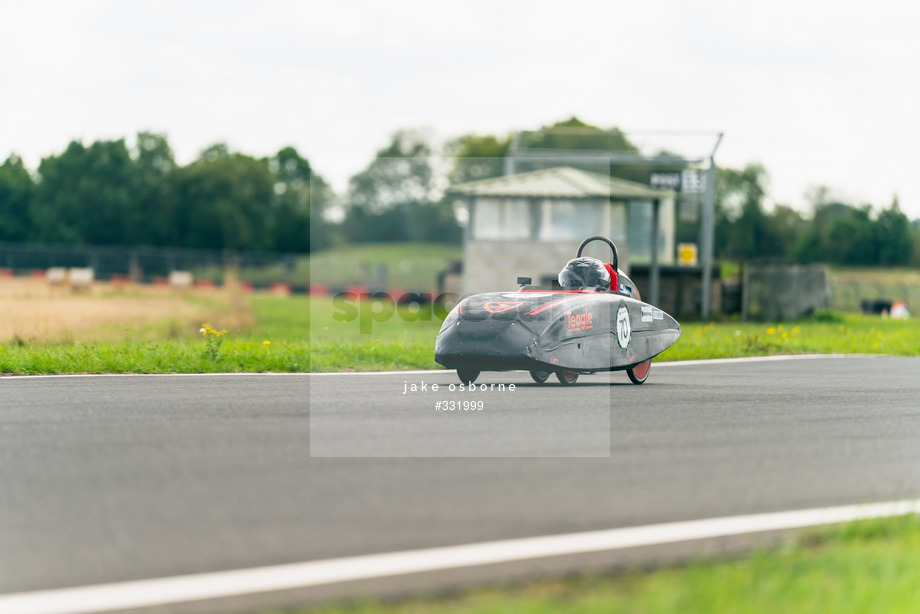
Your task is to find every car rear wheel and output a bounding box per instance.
[627,359,651,385]
[530,370,551,384]
[457,368,480,385]
[556,371,579,386]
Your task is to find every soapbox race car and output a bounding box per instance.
[435,236,681,385]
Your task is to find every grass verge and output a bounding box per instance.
[308,296,920,372]
[0,294,308,375]
[660,311,920,360]
[0,338,308,374]
[2,293,919,374]
[278,514,920,614]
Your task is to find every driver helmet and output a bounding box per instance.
[558,257,611,290]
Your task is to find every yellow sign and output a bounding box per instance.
[678,243,698,266]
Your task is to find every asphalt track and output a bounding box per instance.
[3,356,920,610]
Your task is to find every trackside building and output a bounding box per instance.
[448,166,675,295]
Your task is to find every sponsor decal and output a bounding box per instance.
[567,308,594,333]
[616,304,631,349]
[641,306,653,323]
[653,309,664,320]
[483,301,524,313]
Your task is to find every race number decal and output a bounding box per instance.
[616,304,631,349]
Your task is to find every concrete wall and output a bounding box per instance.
[628,265,721,318]
[743,264,829,321]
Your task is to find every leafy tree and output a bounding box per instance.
[342,204,410,243]
[135,132,176,179]
[348,129,438,212]
[913,221,920,266]
[520,117,636,152]
[766,204,807,261]
[31,139,136,245]
[447,134,511,184]
[824,205,876,265]
[793,194,852,263]
[10,135,332,253]
[169,144,274,250]
[268,146,333,252]
[513,117,651,182]
[399,200,462,243]
[344,129,460,243]
[792,191,915,266]
[715,164,785,261]
[132,132,177,246]
[0,154,35,241]
[876,197,912,265]
[459,117,691,188]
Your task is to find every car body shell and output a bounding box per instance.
[435,273,680,375]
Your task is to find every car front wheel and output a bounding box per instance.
[556,371,579,386]
[457,368,480,385]
[627,359,651,385]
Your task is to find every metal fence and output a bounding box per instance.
[0,241,298,283]
[830,279,920,314]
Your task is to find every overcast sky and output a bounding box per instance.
[2,0,918,217]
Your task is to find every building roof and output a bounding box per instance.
[448,166,670,200]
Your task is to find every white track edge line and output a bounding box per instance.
[652,353,879,367]
[309,354,878,376]
[0,373,310,380]
[2,499,918,614]
[0,355,886,380]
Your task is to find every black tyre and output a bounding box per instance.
[627,359,651,385]
[556,371,579,386]
[457,368,480,385]
[530,370,551,384]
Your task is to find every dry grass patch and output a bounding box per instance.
[0,278,252,343]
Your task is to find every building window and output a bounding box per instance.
[538,199,606,241]
[472,198,531,239]
[609,202,627,242]
[628,199,669,263]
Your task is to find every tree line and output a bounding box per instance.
[0,133,327,253]
[1,119,918,267]
[710,165,917,266]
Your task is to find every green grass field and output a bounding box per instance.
[286,514,920,614]
[4,293,915,375]
[305,242,462,289]
[0,294,311,375]
[308,294,920,372]
[3,242,920,375]
[217,242,463,290]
